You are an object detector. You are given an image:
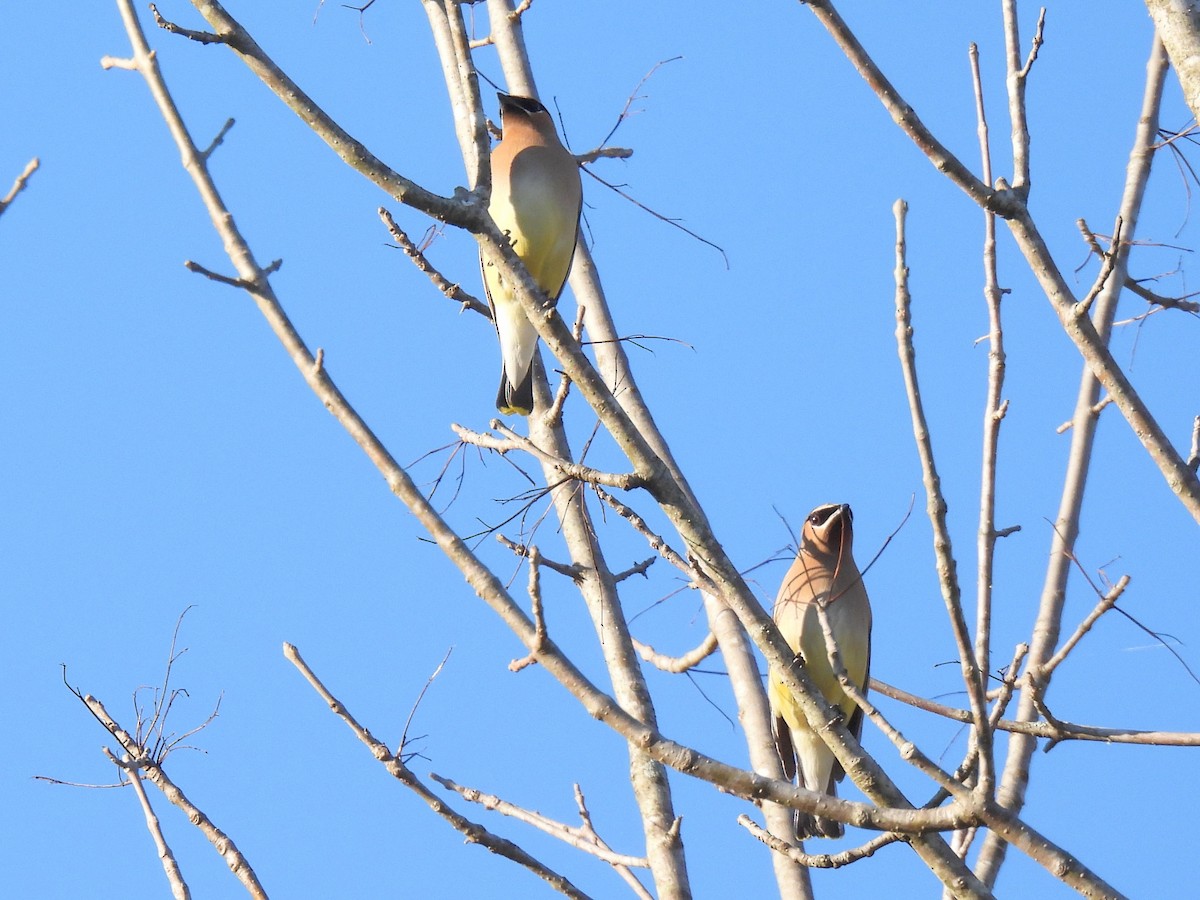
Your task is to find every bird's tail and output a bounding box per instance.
[497,362,534,416]
[795,812,845,840]
[795,779,844,840]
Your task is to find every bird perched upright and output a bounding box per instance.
[768,503,873,839]
[481,93,582,416]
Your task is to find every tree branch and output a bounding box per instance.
[79,692,267,899]
[121,763,192,900]
[977,33,1171,885]
[0,156,39,218]
[893,198,994,791]
[284,644,593,899]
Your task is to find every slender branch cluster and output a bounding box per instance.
[56,2,1197,899]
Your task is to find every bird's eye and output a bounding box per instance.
[810,505,836,526]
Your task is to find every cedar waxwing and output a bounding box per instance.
[768,502,872,839]
[481,93,583,416]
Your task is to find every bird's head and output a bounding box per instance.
[498,93,550,120]
[800,503,854,561]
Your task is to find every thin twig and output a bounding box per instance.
[397,647,454,759]
[455,421,646,490]
[431,774,650,871]
[969,43,1007,791]
[123,764,192,900]
[613,556,656,583]
[510,547,549,672]
[813,605,970,799]
[1056,395,1113,433]
[1076,216,1125,314]
[892,199,993,789]
[738,815,903,869]
[801,1,1017,215]
[497,535,581,580]
[871,678,1200,746]
[545,304,586,426]
[1190,416,1200,471]
[379,207,490,317]
[0,157,40,217]
[572,784,655,899]
[1039,576,1130,676]
[580,167,729,268]
[150,4,225,43]
[284,644,593,898]
[1123,276,1200,313]
[596,56,683,149]
[467,0,532,48]
[592,487,697,578]
[78,692,267,899]
[200,118,235,161]
[632,632,719,674]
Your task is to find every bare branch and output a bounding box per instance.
[284,644,593,898]
[510,548,549,672]
[468,0,533,49]
[397,647,454,759]
[1075,216,1125,314]
[632,632,719,674]
[574,146,634,165]
[199,117,235,161]
[79,692,267,899]
[613,556,656,583]
[1123,276,1200,312]
[969,39,1007,746]
[738,815,903,869]
[813,605,970,800]
[0,156,39,217]
[1039,576,1130,677]
[181,0,470,221]
[979,34,1172,884]
[151,4,225,44]
[1002,2,1045,196]
[892,198,993,788]
[592,487,697,578]
[378,207,490,317]
[454,422,646,490]
[498,534,582,580]
[871,678,1200,746]
[1191,416,1200,471]
[123,765,192,900]
[596,56,683,149]
[431,774,650,871]
[581,166,729,268]
[799,1,1016,215]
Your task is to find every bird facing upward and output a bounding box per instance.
[768,503,873,839]
[481,93,582,416]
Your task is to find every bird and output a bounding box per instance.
[481,93,583,416]
[768,502,872,839]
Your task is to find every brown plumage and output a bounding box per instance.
[481,93,582,416]
[768,503,872,839]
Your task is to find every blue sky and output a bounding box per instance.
[3,2,1196,898]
